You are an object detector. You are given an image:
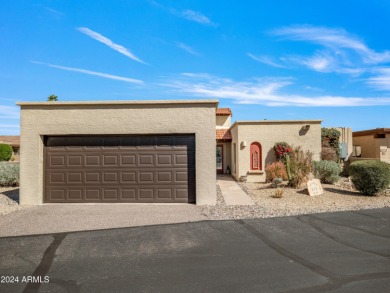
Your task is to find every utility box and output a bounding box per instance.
[340,143,348,159]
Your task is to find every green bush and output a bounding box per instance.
[349,160,390,196]
[288,146,313,188]
[0,162,20,186]
[0,144,13,161]
[314,160,342,184]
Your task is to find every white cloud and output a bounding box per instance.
[176,42,199,56]
[181,10,213,25]
[301,53,333,72]
[77,27,147,64]
[0,123,19,128]
[32,61,143,84]
[247,53,286,68]
[0,98,18,101]
[162,73,390,107]
[45,7,64,17]
[0,105,19,119]
[0,123,20,135]
[264,25,390,75]
[148,1,215,26]
[367,67,390,91]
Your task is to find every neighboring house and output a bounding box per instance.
[0,135,20,161]
[215,109,322,182]
[352,128,390,164]
[17,100,321,206]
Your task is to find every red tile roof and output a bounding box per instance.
[216,108,232,116]
[0,136,20,147]
[216,129,232,141]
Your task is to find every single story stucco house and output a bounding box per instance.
[351,128,390,164]
[17,100,321,206]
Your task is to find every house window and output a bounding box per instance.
[250,142,262,170]
[233,143,236,174]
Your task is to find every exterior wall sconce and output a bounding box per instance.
[241,141,247,148]
[302,125,310,130]
[380,146,387,155]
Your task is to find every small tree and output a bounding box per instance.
[47,94,58,102]
[0,144,13,161]
[321,128,341,161]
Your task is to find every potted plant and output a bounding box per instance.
[226,165,231,175]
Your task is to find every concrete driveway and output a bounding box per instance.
[1,208,389,292]
[0,204,207,237]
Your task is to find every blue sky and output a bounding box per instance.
[1,0,390,135]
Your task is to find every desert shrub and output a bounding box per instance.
[314,160,342,184]
[0,162,20,186]
[321,147,338,162]
[265,161,288,181]
[287,146,313,188]
[273,188,284,198]
[273,142,292,161]
[349,160,390,196]
[0,144,13,161]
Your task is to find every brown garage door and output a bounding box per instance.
[44,135,195,203]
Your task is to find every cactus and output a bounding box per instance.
[285,154,291,181]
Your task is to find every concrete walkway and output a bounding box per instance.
[217,175,255,205]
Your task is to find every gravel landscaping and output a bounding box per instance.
[0,187,26,216]
[202,179,390,220]
[1,181,389,220]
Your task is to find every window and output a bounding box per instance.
[233,143,236,174]
[250,142,262,170]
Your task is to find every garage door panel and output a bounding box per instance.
[121,188,136,199]
[138,154,154,166]
[103,189,119,200]
[45,135,195,203]
[120,154,136,166]
[121,172,136,183]
[103,155,118,166]
[86,189,100,200]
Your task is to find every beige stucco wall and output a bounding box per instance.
[230,125,239,180]
[216,115,231,128]
[353,135,378,159]
[18,100,218,206]
[231,120,322,182]
[353,134,390,163]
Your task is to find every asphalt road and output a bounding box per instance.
[1,208,389,293]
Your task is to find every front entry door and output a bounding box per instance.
[216,145,223,174]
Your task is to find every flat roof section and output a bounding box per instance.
[230,120,323,128]
[17,99,219,107]
[353,128,390,137]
